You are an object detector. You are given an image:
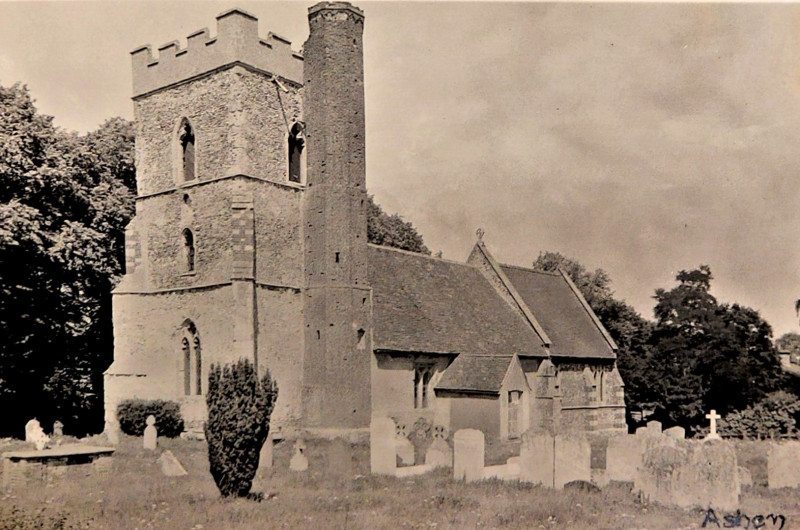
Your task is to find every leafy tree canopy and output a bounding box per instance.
[648,266,784,432]
[367,194,430,255]
[0,83,135,436]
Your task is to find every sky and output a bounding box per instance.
[1,2,799,336]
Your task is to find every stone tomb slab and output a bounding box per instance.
[2,444,115,491]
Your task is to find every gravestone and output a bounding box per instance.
[635,443,686,506]
[647,420,662,435]
[425,438,452,469]
[738,466,753,487]
[453,429,484,482]
[663,426,685,440]
[606,434,644,483]
[258,434,273,469]
[157,450,187,477]
[395,436,415,466]
[768,441,800,489]
[52,421,64,438]
[143,415,157,451]
[554,432,591,489]
[673,440,739,511]
[289,439,308,472]
[520,429,554,487]
[326,438,353,477]
[25,419,50,451]
[370,417,396,475]
[636,440,739,511]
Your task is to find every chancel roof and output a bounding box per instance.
[499,265,616,359]
[367,245,546,356]
[435,354,513,394]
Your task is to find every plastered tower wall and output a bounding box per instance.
[302,2,372,430]
[106,9,308,436]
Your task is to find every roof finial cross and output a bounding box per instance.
[476,228,485,241]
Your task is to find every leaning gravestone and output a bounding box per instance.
[143,415,157,451]
[453,429,484,482]
[52,421,64,438]
[520,429,554,487]
[370,417,396,475]
[289,439,308,472]
[673,440,739,511]
[554,432,591,489]
[157,450,187,477]
[768,441,800,489]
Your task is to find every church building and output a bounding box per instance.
[104,2,626,443]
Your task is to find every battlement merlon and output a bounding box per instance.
[131,8,304,98]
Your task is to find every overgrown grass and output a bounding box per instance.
[0,436,798,529]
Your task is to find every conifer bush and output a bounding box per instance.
[116,399,184,437]
[205,359,278,498]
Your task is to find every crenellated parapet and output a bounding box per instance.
[131,8,303,98]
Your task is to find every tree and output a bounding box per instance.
[0,83,135,436]
[532,252,656,419]
[648,266,784,433]
[367,194,430,254]
[205,360,278,498]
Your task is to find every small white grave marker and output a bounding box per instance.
[143,415,158,450]
[704,409,721,441]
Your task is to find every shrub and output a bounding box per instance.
[116,399,185,438]
[719,391,800,439]
[205,359,278,498]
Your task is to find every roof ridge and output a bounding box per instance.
[367,243,477,268]
[499,263,561,276]
[471,242,552,347]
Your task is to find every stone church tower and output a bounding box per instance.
[302,3,372,430]
[105,2,371,439]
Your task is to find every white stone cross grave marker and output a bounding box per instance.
[704,409,721,441]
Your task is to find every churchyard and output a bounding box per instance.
[2,424,800,530]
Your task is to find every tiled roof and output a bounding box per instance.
[435,354,512,394]
[368,245,546,356]
[500,265,616,359]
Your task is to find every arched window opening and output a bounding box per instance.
[182,228,195,273]
[182,337,191,395]
[182,321,202,396]
[179,119,196,182]
[288,122,305,183]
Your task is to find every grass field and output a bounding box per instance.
[0,435,798,529]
